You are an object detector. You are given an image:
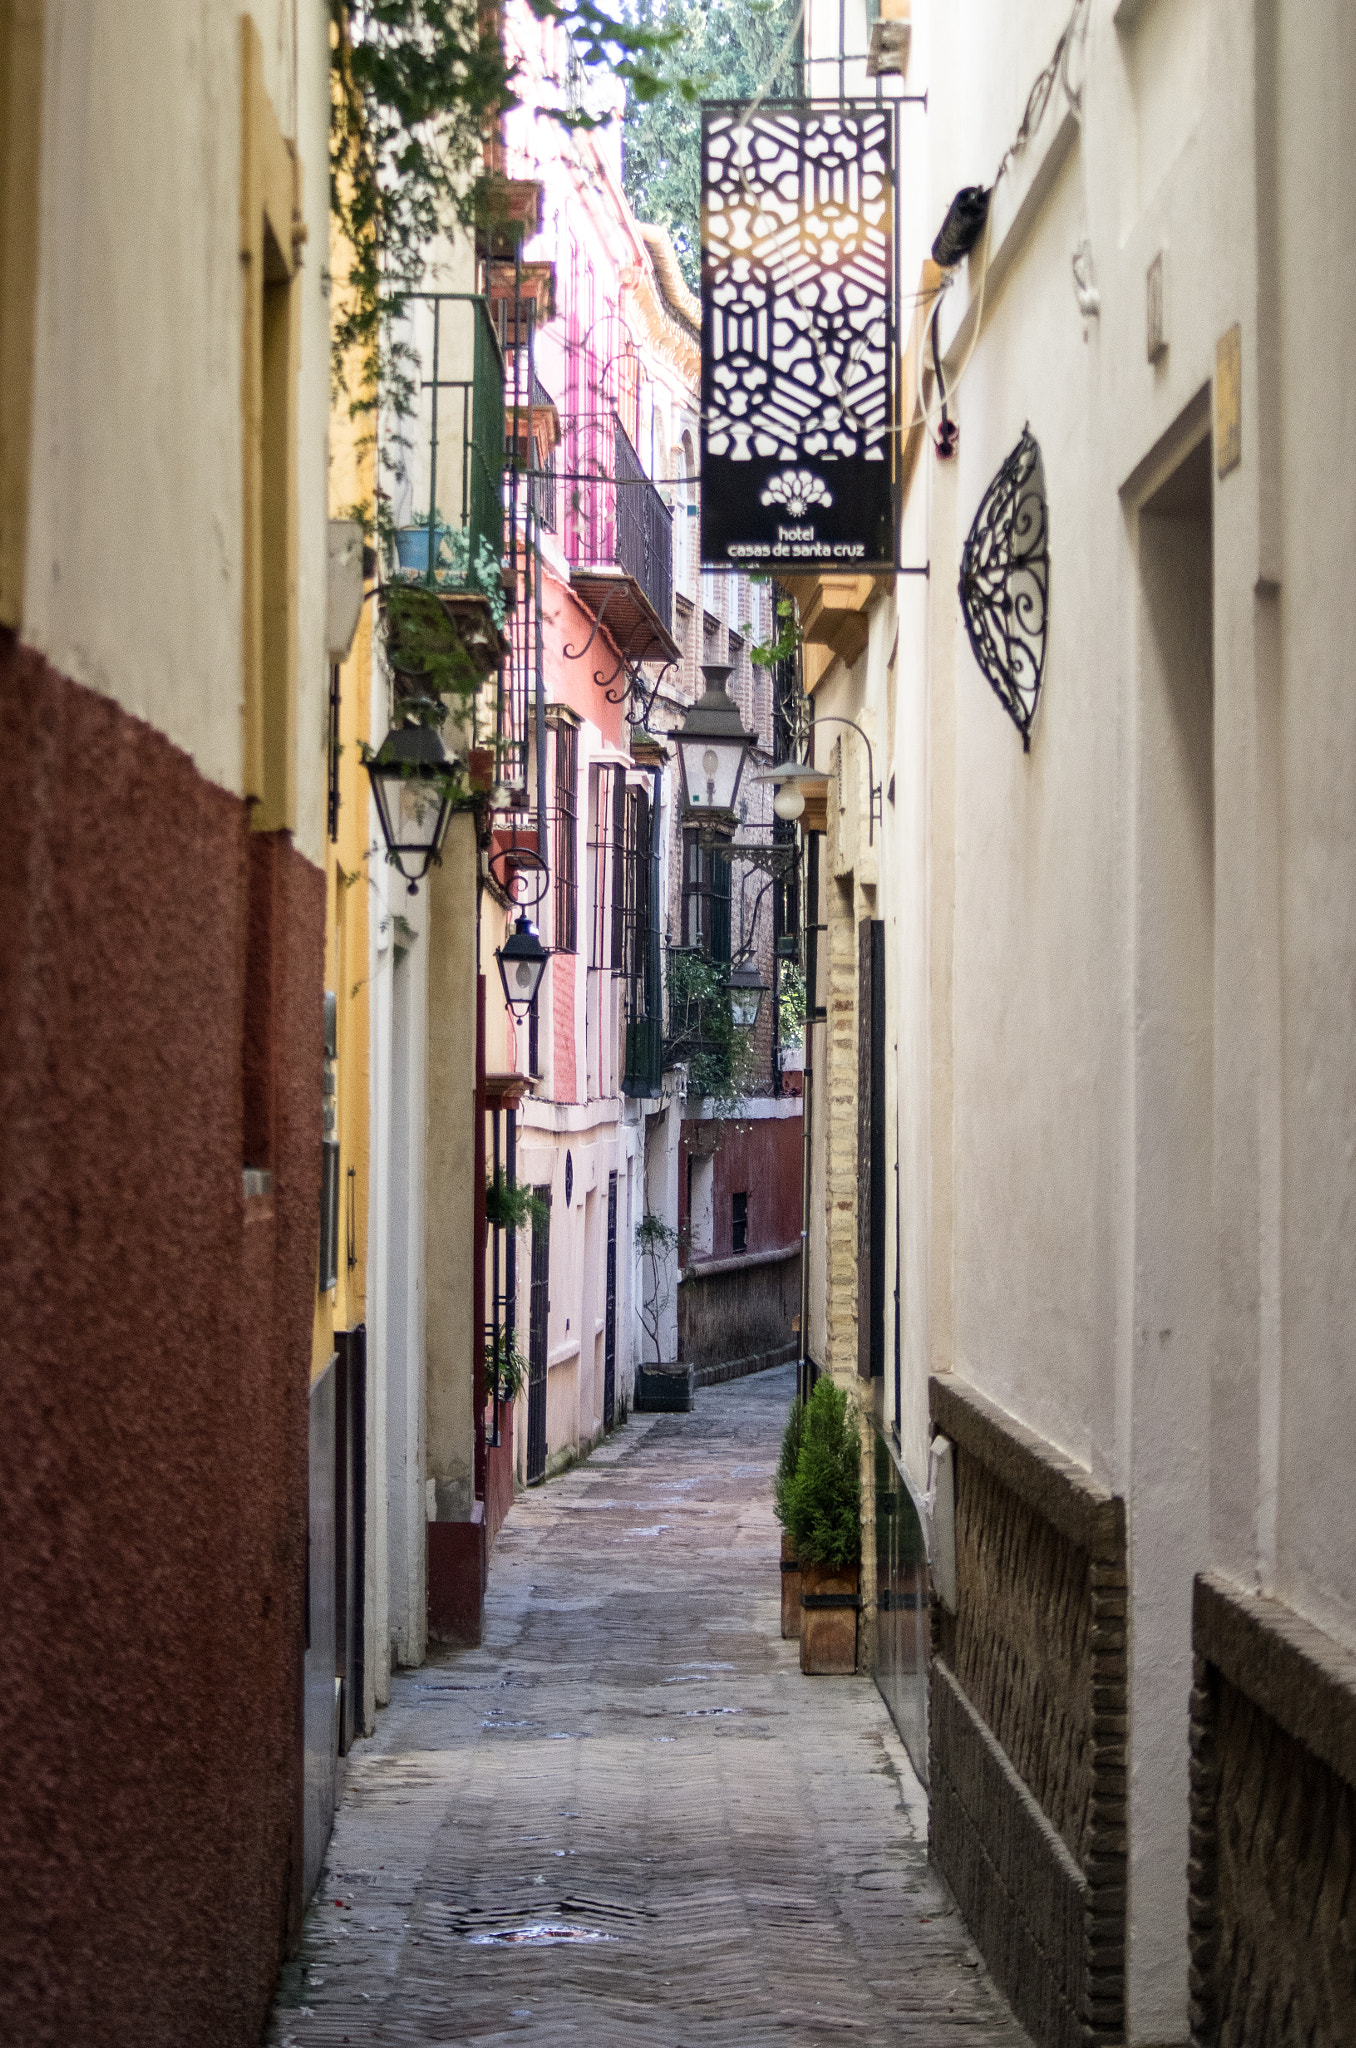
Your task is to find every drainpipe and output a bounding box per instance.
[798,1013,813,1405]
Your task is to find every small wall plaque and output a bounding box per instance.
[1216,324,1242,476]
[1146,251,1167,362]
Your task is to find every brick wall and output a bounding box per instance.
[929,1375,1127,2048]
[1189,1574,1356,2047]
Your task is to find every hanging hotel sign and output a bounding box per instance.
[700,102,896,573]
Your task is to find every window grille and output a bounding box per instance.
[530,444,556,532]
[554,722,578,953]
[682,830,731,963]
[588,765,619,971]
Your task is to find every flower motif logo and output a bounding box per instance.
[759,469,833,517]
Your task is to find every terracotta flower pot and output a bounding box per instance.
[799,1560,860,1674]
[780,1530,801,1639]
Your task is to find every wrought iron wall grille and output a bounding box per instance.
[701,102,896,572]
[958,424,1049,752]
[614,417,673,625]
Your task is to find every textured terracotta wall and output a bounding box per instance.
[0,633,324,2047]
[680,1114,802,1259]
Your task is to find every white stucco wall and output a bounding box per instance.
[799,2,1356,2041]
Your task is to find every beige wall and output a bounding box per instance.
[21,1,332,864]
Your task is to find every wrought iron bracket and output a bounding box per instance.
[958,423,1049,751]
[688,819,800,881]
[806,714,883,845]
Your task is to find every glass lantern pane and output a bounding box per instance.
[680,735,742,811]
[395,773,448,851]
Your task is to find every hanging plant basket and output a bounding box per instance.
[958,424,1049,751]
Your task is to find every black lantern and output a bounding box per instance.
[496,913,550,1015]
[677,665,756,817]
[366,714,458,893]
[729,959,767,1031]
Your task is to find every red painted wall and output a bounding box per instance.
[680,1113,803,1262]
[542,568,625,748]
[0,633,324,2047]
[551,950,576,1102]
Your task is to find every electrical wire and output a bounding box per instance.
[908,0,1088,447]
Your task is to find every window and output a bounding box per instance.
[531,445,556,533]
[554,721,578,952]
[732,1191,748,1253]
[682,831,730,962]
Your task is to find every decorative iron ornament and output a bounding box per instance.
[958,425,1049,751]
[701,102,895,573]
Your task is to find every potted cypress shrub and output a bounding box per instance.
[773,1396,806,1639]
[783,1378,862,1674]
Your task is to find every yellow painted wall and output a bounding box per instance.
[311,175,374,1380]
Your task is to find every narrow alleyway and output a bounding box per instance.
[270,1368,1028,2047]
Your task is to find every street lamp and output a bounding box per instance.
[496,913,550,1015]
[677,664,757,816]
[729,959,767,1030]
[365,712,459,893]
[750,762,832,824]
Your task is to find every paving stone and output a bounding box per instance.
[268,1366,1030,2047]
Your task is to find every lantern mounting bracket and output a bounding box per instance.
[804,715,882,844]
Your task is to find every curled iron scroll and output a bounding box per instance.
[958,424,1049,751]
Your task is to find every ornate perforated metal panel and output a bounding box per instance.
[958,425,1049,751]
[701,103,896,573]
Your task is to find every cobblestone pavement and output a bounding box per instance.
[270,1366,1029,2047]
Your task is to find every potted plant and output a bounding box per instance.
[633,1211,691,1412]
[773,1396,806,1639]
[782,1377,862,1674]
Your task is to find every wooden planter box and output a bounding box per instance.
[780,1531,801,1639]
[799,1561,860,1674]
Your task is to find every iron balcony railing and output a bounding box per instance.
[565,411,674,635]
[612,417,673,627]
[388,293,505,609]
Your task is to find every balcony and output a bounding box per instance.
[568,416,677,666]
[386,293,507,673]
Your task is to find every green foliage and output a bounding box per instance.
[773,1394,804,1527]
[329,0,687,435]
[488,1325,529,1402]
[778,959,805,1050]
[782,1377,861,1568]
[636,1210,679,1255]
[380,583,480,713]
[664,947,755,1106]
[750,595,799,671]
[485,1179,549,1234]
[621,0,801,290]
